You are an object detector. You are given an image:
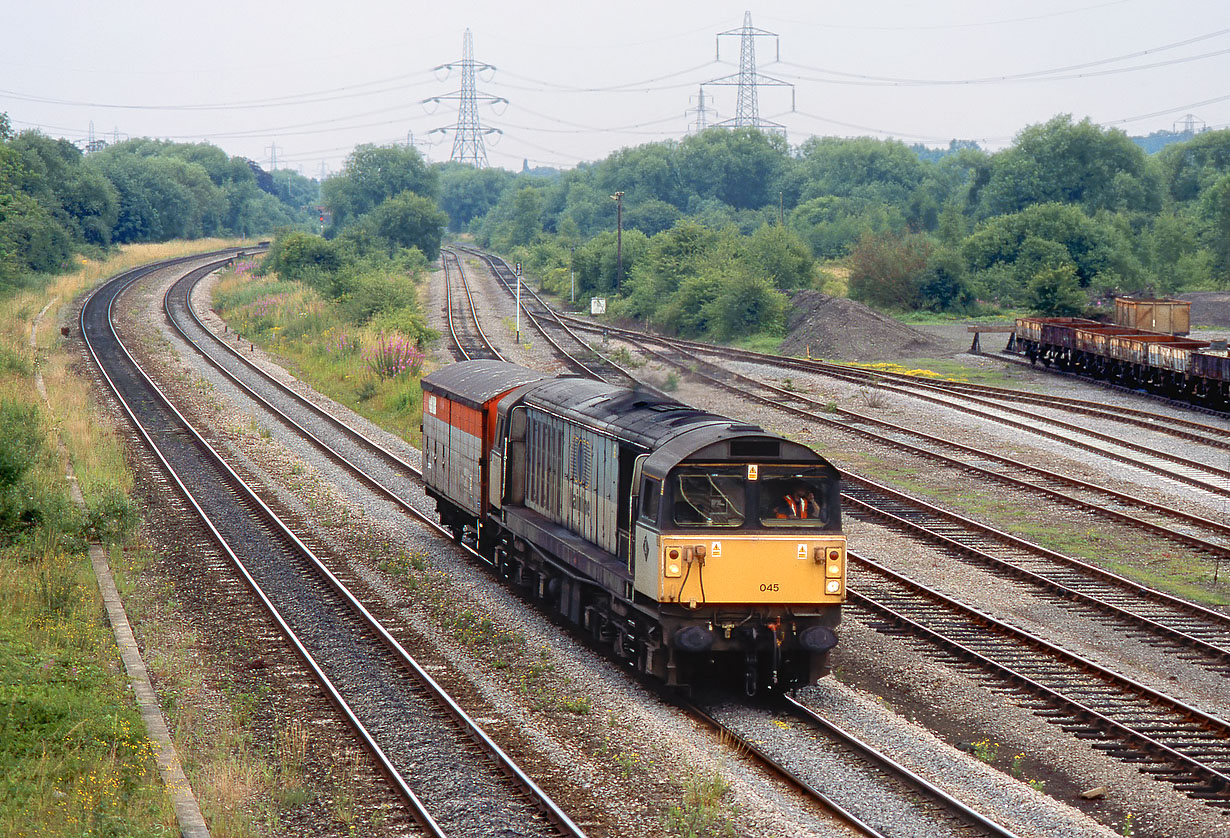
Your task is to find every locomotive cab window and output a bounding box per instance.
[759,466,835,527]
[639,478,660,523]
[669,467,745,527]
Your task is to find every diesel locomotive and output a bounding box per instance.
[421,360,846,693]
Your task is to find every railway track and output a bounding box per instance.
[450,245,665,395]
[839,474,1230,676]
[92,253,587,838]
[162,256,1029,834]
[556,315,1230,559]
[442,247,504,362]
[833,356,1230,447]
[448,249,1230,804]
[680,694,1024,838]
[163,252,1230,817]
[989,348,1230,421]
[848,552,1230,807]
[630,327,1230,455]
[559,315,1230,498]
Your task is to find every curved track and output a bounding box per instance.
[170,254,1023,833]
[89,252,587,838]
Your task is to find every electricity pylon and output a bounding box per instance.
[703,11,794,133]
[686,86,715,134]
[426,29,506,167]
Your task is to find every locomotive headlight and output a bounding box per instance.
[665,551,682,578]
[825,579,841,594]
[826,549,843,578]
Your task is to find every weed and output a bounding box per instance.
[663,372,679,392]
[615,750,641,778]
[608,346,643,368]
[355,376,378,402]
[971,739,999,763]
[1010,752,1026,778]
[328,747,363,827]
[559,695,592,715]
[858,382,888,409]
[824,400,838,413]
[663,769,737,838]
[1121,812,1135,836]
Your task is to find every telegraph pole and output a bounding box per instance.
[611,191,624,293]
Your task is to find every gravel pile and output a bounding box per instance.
[779,291,948,361]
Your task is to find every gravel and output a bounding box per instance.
[110,259,1230,838]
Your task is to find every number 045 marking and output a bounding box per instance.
[759,583,780,592]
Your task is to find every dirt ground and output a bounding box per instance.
[1179,290,1230,329]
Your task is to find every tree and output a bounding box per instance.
[706,270,787,341]
[675,128,787,211]
[1157,129,1230,202]
[624,198,681,236]
[789,136,926,206]
[915,249,974,313]
[846,232,931,310]
[788,196,904,260]
[322,144,438,229]
[1199,172,1230,273]
[976,115,1160,217]
[363,191,448,259]
[1027,264,1086,315]
[263,232,343,290]
[438,163,515,230]
[745,224,814,290]
[961,202,1139,290]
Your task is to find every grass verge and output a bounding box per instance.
[1,240,340,838]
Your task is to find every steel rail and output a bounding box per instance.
[782,695,1023,838]
[453,245,668,396]
[176,255,1016,836]
[93,254,587,838]
[442,247,504,362]
[562,317,1230,553]
[82,252,450,836]
[991,348,1230,420]
[847,553,1230,805]
[168,258,587,838]
[556,313,1230,496]
[674,699,890,838]
[561,311,1230,436]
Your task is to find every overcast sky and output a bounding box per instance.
[4,1,1228,176]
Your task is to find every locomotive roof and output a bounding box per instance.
[520,376,733,448]
[422,360,551,410]
[517,376,829,475]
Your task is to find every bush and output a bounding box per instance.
[0,399,48,540]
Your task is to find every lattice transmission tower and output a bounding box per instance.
[703,11,794,133]
[426,29,505,167]
[686,86,715,134]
